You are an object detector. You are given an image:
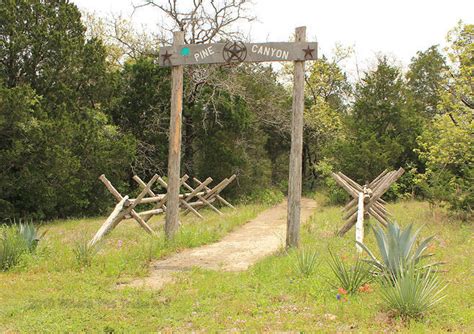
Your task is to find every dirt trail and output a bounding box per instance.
[126,197,317,289]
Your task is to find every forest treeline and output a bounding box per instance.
[0,0,472,220]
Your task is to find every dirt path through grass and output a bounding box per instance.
[127,197,317,289]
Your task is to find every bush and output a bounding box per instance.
[327,249,372,294]
[380,266,446,319]
[314,160,349,205]
[240,188,284,206]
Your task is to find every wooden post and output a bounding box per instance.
[165,31,185,240]
[356,192,364,253]
[89,196,129,247]
[286,26,306,248]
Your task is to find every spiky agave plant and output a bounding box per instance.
[380,265,447,319]
[17,221,46,252]
[356,222,439,279]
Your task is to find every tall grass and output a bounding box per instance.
[73,238,100,267]
[0,222,45,271]
[0,226,26,271]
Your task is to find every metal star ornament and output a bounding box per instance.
[302,45,315,59]
[161,50,173,64]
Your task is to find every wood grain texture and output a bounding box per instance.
[159,42,318,67]
[286,26,306,248]
[165,31,185,239]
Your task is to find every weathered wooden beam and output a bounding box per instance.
[332,173,358,198]
[337,172,363,193]
[286,26,307,249]
[368,208,389,227]
[99,174,131,206]
[157,176,203,219]
[89,196,129,247]
[182,177,223,215]
[154,175,189,215]
[370,169,389,187]
[120,174,159,234]
[356,192,364,253]
[337,168,404,236]
[194,176,236,209]
[159,41,318,67]
[99,174,155,234]
[138,208,165,217]
[165,30,185,239]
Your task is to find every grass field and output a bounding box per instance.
[0,197,472,332]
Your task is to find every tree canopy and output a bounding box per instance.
[0,1,472,220]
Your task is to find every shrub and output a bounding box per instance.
[327,249,372,294]
[380,266,447,319]
[0,226,27,271]
[357,222,439,279]
[241,188,284,206]
[314,160,349,205]
[292,248,319,277]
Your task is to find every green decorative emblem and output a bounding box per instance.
[180,47,190,56]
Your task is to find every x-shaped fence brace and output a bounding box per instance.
[89,174,236,247]
[331,167,405,236]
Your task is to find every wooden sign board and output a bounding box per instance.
[159,41,318,67]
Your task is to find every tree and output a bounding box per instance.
[304,46,352,187]
[416,23,473,216]
[108,57,171,178]
[406,45,447,117]
[0,0,135,219]
[333,57,417,184]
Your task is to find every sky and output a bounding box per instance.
[73,0,473,76]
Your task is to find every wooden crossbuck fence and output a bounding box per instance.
[89,174,236,247]
[331,168,405,245]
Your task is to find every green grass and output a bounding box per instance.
[0,198,473,332]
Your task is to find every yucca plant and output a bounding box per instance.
[356,222,439,279]
[380,265,447,319]
[73,238,100,267]
[292,248,319,277]
[17,221,46,252]
[327,249,372,294]
[0,226,27,271]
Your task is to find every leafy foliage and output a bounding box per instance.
[0,0,136,220]
[327,249,372,294]
[415,23,473,216]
